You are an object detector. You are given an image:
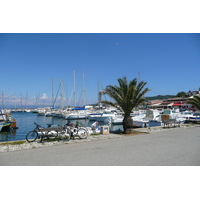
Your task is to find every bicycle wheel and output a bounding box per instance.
[77,128,88,139]
[26,130,38,142]
[60,127,71,141]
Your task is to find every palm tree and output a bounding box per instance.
[187,95,200,111]
[102,76,150,134]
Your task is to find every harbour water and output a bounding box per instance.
[0,112,122,142]
[0,112,162,142]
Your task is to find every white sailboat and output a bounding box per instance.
[67,110,89,120]
[66,71,88,120]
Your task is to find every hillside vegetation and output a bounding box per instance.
[145,95,175,101]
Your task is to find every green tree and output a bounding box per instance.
[176,91,187,97]
[102,76,150,134]
[187,95,200,111]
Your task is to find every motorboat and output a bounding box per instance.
[0,121,11,132]
[37,109,46,116]
[161,109,180,119]
[66,110,89,120]
[145,109,160,121]
[111,114,123,125]
[0,122,3,131]
[45,111,53,117]
[144,109,162,126]
[159,109,187,124]
[132,113,149,128]
[88,109,118,123]
[179,110,194,119]
[0,110,12,132]
[112,111,149,128]
[191,111,200,119]
[112,110,147,126]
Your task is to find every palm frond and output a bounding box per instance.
[102,76,150,116]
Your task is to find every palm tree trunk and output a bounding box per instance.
[123,115,133,134]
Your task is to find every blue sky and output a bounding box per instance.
[0,33,199,108]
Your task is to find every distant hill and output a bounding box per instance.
[145,95,175,101]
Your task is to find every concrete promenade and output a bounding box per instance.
[0,125,200,165]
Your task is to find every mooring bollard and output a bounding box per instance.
[100,126,110,135]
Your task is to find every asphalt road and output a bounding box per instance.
[1,126,200,166]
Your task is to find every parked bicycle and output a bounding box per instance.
[26,122,71,142]
[26,122,88,143]
[63,124,88,140]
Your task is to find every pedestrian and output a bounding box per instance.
[91,121,100,130]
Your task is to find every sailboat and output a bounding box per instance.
[66,71,89,120]
[66,106,89,119]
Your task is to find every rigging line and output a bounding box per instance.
[53,80,62,108]
[68,89,73,107]
[76,90,83,107]
[98,80,107,102]
[101,83,107,101]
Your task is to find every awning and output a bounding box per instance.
[173,103,184,106]
[159,102,173,106]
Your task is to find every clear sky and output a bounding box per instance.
[1,0,200,108]
[0,33,200,107]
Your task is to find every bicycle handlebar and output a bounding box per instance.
[34,122,42,128]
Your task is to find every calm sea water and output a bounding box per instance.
[0,112,161,142]
[0,112,122,142]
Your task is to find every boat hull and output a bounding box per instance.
[132,120,149,128]
[0,122,11,132]
[88,116,112,122]
[67,115,88,120]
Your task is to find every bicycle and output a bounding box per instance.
[63,124,88,140]
[26,122,71,142]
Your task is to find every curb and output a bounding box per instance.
[0,133,123,153]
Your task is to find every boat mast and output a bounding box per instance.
[52,77,55,109]
[1,91,4,109]
[20,93,22,109]
[82,71,86,106]
[98,79,101,109]
[66,84,69,109]
[74,70,76,107]
[60,77,63,109]
[14,92,16,109]
[26,91,28,109]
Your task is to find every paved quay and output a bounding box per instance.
[0,133,124,153]
[0,124,200,166]
[0,124,194,153]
